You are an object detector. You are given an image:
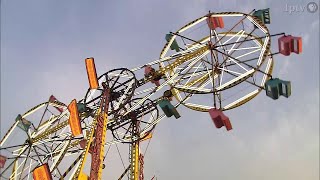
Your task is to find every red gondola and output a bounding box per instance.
[49,95,64,113]
[208,108,232,131]
[144,65,161,86]
[207,16,224,29]
[0,155,7,168]
[278,35,302,56]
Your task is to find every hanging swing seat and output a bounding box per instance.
[208,108,232,131]
[49,95,64,113]
[158,99,181,119]
[207,16,224,29]
[0,155,7,168]
[165,34,180,52]
[253,8,270,24]
[144,65,161,86]
[265,78,291,100]
[278,35,302,56]
[15,114,31,132]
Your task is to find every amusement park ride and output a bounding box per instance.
[0,9,302,180]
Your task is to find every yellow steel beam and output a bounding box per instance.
[130,142,140,180]
[159,45,209,74]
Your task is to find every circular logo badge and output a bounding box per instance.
[307,2,319,13]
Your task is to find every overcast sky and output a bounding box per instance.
[1,0,319,180]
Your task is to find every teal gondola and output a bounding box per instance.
[265,78,291,100]
[158,99,181,119]
[165,34,180,52]
[253,8,270,24]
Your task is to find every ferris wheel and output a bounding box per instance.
[0,9,302,180]
[0,98,88,180]
[160,10,293,112]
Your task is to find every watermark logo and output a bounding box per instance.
[307,2,319,13]
[284,1,319,14]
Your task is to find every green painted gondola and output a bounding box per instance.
[253,8,270,24]
[77,103,86,113]
[165,34,180,52]
[158,99,181,119]
[265,78,291,100]
[15,114,31,132]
